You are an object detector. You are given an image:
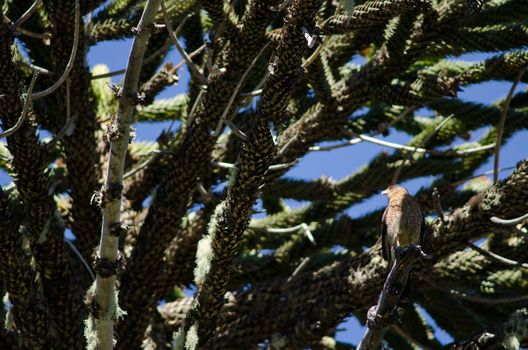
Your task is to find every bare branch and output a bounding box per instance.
[281,257,311,291]
[32,1,80,100]
[224,120,249,141]
[91,38,172,80]
[250,223,315,244]
[123,156,156,180]
[0,72,38,140]
[21,60,54,76]
[310,107,414,152]
[423,277,528,304]
[391,324,434,350]
[450,166,516,187]
[65,239,95,281]
[342,132,494,157]
[90,36,206,80]
[9,0,42,31]
[357,245,423,350]
[90,1,162,348]
[465,241,528,268]
[240,88,263,97]
[196,182,215,203]
[186,87,205,126]
[213,42,271,136]
[391,115,453,184]
[302,40,325,70]
[494,68,526,183]
[12,26,51,41]
[160,2,208,85]
[45,79,77,149]
[491,212,528,226]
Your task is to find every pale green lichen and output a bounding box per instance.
[114,289,127,321]
[3,293,13,331]
[503,335,520,350]
[194,234,214,286]
[172,329,185,350]
[84,315,98,350]
[194,202,226,285]
[84,283,98,350]
[270,333,287,348]
[502,309,528,350]
[185,323,199,350]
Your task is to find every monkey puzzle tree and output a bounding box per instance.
[1,0,527,349]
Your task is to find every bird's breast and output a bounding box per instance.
[386,207,422,247]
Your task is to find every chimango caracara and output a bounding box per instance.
[381,185,424,267]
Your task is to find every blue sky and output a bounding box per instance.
[1,22,527,347]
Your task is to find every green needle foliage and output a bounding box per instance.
[0,0,527,349]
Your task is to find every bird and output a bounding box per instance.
[381,185,424,268]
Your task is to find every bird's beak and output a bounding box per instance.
[381,189,388,195]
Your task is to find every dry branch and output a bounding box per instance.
[357,245,424,350]
[88,1,162,348]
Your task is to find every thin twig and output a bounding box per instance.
[212,42,271,136]
[0,72,38,140]
[160,2,208,85]
[450,166,516,187]
[465,241,528,268]
[45,79,77,149]
[302,39,325,70]
[9,0,42,30]
[212,161,237,169]
[172,44,207,71]
[186,87,205,127]
[123,154,158,180]
[32,0,80,100]
[240,74,268,105]
[65,239,95,281]
[391,115,453,184]
[423,277,528,304]
[310,107,414,152]
[212,161,296,171]
[281,257,311,291]
[204,20,228,75]
[491,213,528,226]
[240,89,263,97]
[196,182,215,203]
[224,120,248,141]
[390,324,434,350]
[91,39,207,80]
[494,68,526,183]
[251,223,315,244]
[432,187,445,223]
[13,27,51,41]
[341,132,494,157]
[91,38,172,79]
[21,61,54,76]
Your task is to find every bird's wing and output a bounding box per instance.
[381,206,389,261]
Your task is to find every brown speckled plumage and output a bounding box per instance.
[381,185,424,267]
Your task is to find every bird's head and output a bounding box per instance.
[381,185,409,199]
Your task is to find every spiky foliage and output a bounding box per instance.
[0,0,527,349]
